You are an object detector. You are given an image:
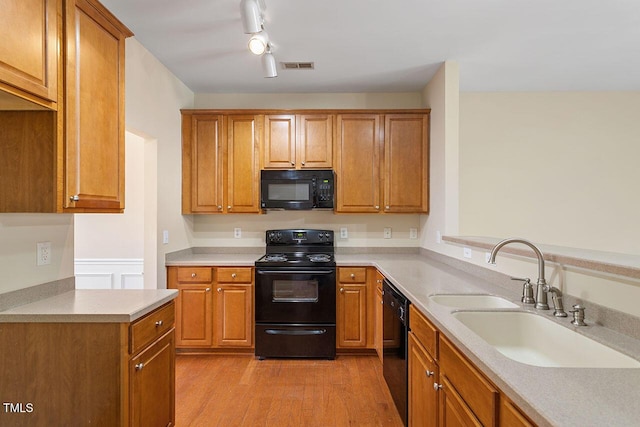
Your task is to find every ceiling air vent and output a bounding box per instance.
[281,62,315,70]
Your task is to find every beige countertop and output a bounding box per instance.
[165,249,640,426]
[0,289,178,323]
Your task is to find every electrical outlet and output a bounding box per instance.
[436,230,442,244]
[37,242,51,266]
[409,228,418,239]
[234,228,242,238]
[340,228,348,239]
[162,230,169,244]
[463,247,472,259]
[383,227,392,239]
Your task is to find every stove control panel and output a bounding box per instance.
[266,229,334,245]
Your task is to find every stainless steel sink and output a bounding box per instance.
[452,310,640,368]
[429,294,519,309]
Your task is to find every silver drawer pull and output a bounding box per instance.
[135,363,144,371]
[350,273,355,279]
[433,383,442,391]
[191,273,197,278]
[425,370,434,377]
[231,273,237,278]
[155,320,163,327]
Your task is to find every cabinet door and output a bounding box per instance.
[374,270,385,360]
[182,114,224,213]
[130,330,175,427]
[0,0,58,104]
[214,283,253,347]
[337,283,367,347]
[408,333,439,427]
[297,114,333,169]
[64,0,132,211]
[335,114,382,212]
[175,284,213,347]
[439,375,482,427]
[226,115,261,213]
[264,114,296,169]
[384,114,429,213]
[499,398,534,427]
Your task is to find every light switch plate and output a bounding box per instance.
[384,227,392,239]
[463,247,472,259]
[409,228,418,239]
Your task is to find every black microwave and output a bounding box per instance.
[260,170,334,210]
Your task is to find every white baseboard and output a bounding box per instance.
[75,259,144,289]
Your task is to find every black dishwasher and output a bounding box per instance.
[382,279,410,426]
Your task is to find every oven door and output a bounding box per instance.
[255,268,336,324]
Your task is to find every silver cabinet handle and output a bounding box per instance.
[301,161,305,165]
[375,205,379,209]
[155,320,163,327]
[206,287,211,292]
[70,195,79,202]
[227,205,232,210]
[231,273,237,278]
[191,273,197,278]
[433,383,442,390]
[425,370,434,377]
[385,205,390,209]
[217,205,222,210]
[217,287,222,292]
[290,161,295,165]
[135,363,144,371]
[350,273,355,279]
[340,288,344,293]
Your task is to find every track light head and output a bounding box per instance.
[248,31,269,55]
[240,0,263,34]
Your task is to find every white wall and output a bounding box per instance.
[0,214,74,294]
[459,92,640,255]
[123,38,194,289]
[439,91,640,316]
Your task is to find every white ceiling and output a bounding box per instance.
[100,0,640,94]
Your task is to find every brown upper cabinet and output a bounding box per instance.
[0,0,58,107]
[0,0,132,213]
[182,112,262,214]
[181,109,429,215]
[263,113,333,169]
[335,112,429,214]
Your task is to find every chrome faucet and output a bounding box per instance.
[488,238,567,316]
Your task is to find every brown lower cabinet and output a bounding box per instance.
[0,301,175,426]
[168,266,254,351]
[408,304,536,427]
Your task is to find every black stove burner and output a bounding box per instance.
[264,254,288,262]
[308,254,331,263]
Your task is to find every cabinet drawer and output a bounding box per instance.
[130,302,175,355]
[338,267,367,283]
[177,267,212,283]
[440,336,498,427]
[217,267,253,283]
[409,305,438,360]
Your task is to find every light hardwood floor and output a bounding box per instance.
[175,354,404,426]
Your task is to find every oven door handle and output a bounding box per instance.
[265,328,328,336]
[257,270,334,275]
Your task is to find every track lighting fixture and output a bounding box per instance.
[262,46,277,78]
[239,0,263,34]
[248,31,269,55]
[240,0,278,78]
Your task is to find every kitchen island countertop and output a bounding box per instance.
[0,289,178,323]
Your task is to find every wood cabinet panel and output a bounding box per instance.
[184,114,224,213]
[217,267,253,283]
[0,0,58,105]
[338,267,367,283]
[440,336,498,427]
[214,283,253,347]
[297,114,333,169]
[130,302,175,354]
[168,267,214,348]
[409,304,438,360]
[337,283,367,347]
[226,114,261,213]
[408,332,438,427]
[440,375,482,427]
[130,330,175,427]
[384,114,429,213]
[499,398,535,427]
[264,114,296,168]
[335,114,382,212]
[64,0,132,211]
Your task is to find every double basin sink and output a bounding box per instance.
[429,294,640,368]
